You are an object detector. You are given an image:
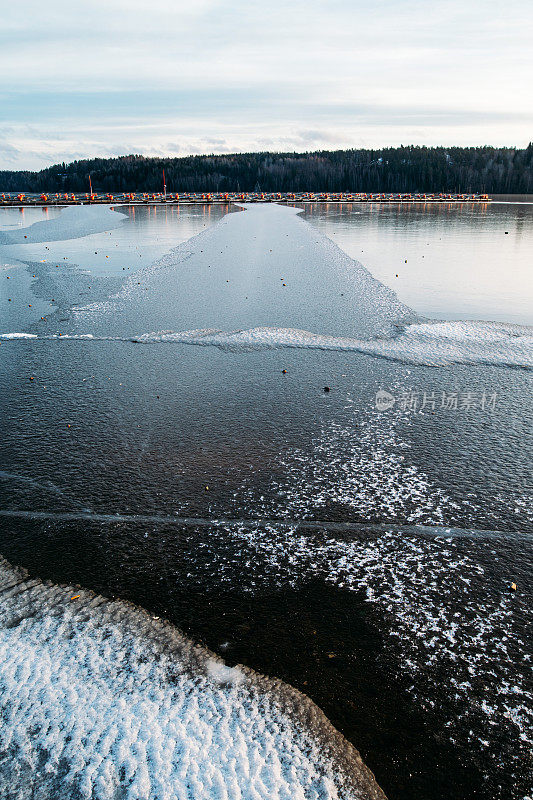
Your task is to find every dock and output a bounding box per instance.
[0,191,491,207]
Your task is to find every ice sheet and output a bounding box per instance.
[0,205,126,245]
[70,203,417,340]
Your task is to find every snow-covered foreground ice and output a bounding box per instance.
[0,205,126,245]
[0,556,385,800]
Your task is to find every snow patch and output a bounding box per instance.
[0,332,38,339]
[206,658,246,686]
[129,321,533,367]
[0,557,384,800]
[2,320,531,369]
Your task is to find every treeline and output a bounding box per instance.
[1,145,532,194]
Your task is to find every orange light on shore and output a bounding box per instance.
[9,191,491,208]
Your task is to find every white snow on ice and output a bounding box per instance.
[236,404,452,525]
[1,321,531,369]
[0,557,384,800]
[128,320,533,368]
[0,332,38,339]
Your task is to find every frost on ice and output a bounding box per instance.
[127,320,533,369]
[0,556,385,800]
[1,322,532,369]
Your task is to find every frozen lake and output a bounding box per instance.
[2,200,532,325]
[0,202,531,800]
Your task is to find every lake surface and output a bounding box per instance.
[0,202,531,800]
[301,200,533,324]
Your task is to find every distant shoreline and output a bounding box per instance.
[1,191,497,207]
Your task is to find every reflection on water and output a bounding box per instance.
[0,205,63,231]
[0,203,233,276]
[300,202,533,324]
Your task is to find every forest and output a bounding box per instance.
[1,144,532,194]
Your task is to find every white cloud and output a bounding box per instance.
[0,0,532,168]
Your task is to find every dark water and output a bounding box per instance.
[0,203,531,799]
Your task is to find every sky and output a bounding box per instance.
[1,0,532,170]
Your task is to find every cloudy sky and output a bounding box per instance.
[1,0,532,170]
